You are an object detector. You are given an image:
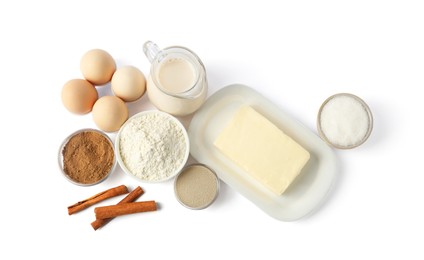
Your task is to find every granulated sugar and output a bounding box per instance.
[118,111,188,181]
[318,93,372,149]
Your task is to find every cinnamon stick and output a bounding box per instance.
[91,186,144,230]
[67,185,129,215]
[94,201,157,219]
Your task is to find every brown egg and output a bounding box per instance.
[111,66,146,102]
[61,79,98,114]
[92,96,128,132]
[80,49,116,86]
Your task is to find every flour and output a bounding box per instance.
[118,111,188,181]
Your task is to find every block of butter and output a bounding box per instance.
[214,105,310,195]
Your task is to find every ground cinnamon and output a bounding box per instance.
[94,201,157,219]
[91,186,144,230]
[62,130,114,185]
[68,185,129,215]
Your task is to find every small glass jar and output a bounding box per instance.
[143,41,208,116]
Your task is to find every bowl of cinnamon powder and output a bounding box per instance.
[58,128,116,186]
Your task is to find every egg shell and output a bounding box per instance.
[80,49,116,86]
[92,96,128,132]
[111,66,146,102]
[61,79,98,114]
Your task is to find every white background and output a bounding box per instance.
[1,0,423,259]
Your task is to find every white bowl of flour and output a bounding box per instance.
[115,110,189,182]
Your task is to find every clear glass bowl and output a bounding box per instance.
[174,163,220,210]
[317,93,373,149]
[58,128,117,186]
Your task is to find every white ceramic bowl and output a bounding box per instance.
[115,110,190,182]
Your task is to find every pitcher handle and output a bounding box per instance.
[143,41,161,63]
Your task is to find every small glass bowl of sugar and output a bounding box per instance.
[317,93,373,149]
